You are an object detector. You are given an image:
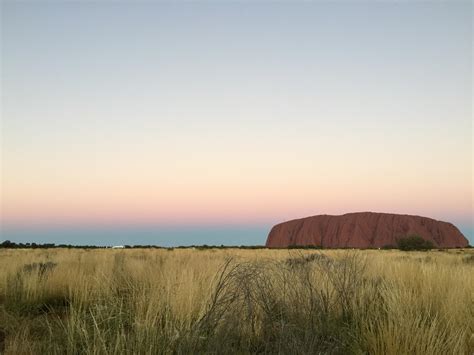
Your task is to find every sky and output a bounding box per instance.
[1,1,473,245]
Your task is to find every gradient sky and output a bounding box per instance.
[1,1,473,245]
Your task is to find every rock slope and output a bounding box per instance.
[266,212,468,248]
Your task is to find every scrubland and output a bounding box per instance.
[0,248,472,354]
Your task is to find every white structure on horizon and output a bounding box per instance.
[112,245,125,249]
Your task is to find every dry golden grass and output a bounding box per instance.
[0,248,472,354]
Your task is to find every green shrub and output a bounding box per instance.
[396,235,434,251]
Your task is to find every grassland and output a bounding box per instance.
[0,248,472,354]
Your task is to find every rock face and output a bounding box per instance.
[266,212,468,248]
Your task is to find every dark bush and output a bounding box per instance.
[396,235,434,251]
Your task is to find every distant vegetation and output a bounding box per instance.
[288,244,323,249]
[3,239,467,250]
[0,240,240,249]
[0,240,269,250]
[0,248,472,354]
[0,240,104,249]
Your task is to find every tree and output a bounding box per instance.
[0,240,15,248]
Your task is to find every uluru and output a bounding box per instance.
[266,212,469,248]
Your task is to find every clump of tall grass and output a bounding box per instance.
[194,252,372,353]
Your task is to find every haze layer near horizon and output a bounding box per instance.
[1,2,473,244]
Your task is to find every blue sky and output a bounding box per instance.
[1,1,472,245]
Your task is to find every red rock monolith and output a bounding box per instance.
[265,212,468,248]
